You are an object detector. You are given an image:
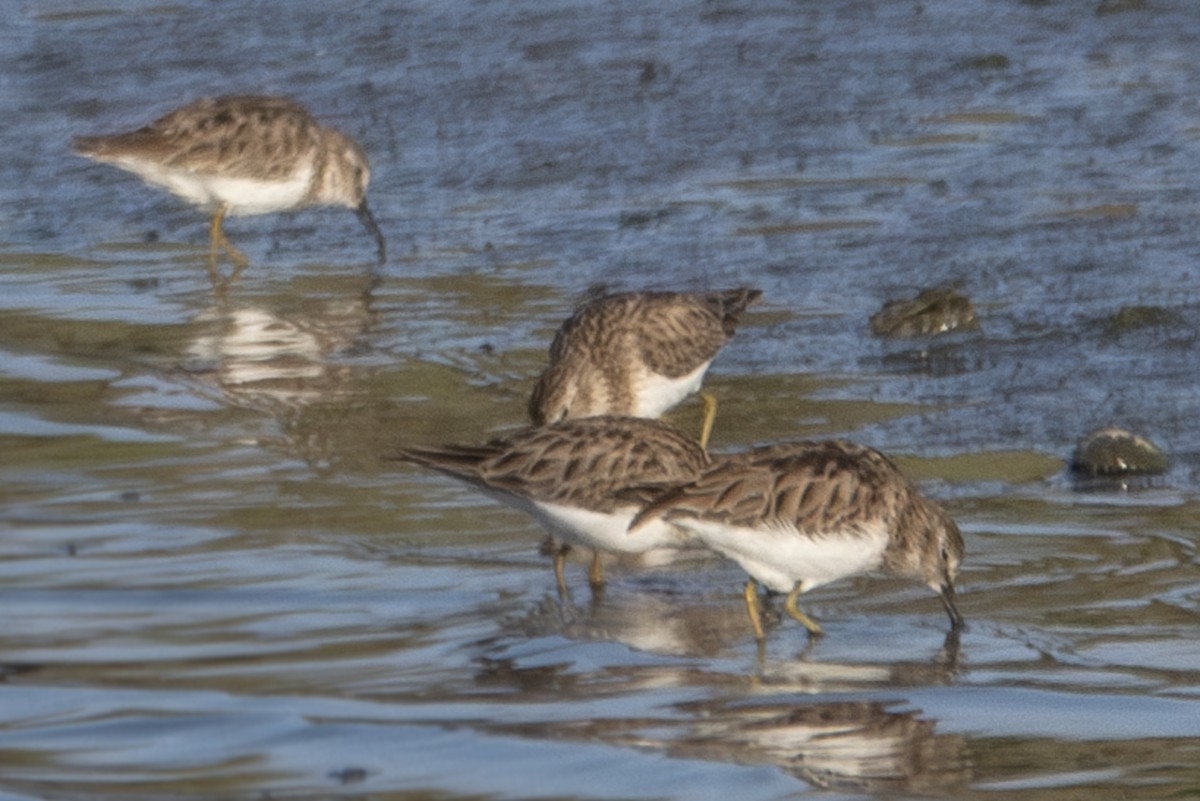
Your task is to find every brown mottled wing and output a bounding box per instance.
[633,440,904,533]
[544,291,635,364]
[73,95,321,180]
[545,289,760,374]
[635,290,759,378]
[395,417,709,513]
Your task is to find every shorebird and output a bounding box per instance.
[631,439,964,639]
[73,95,386,285]
[528,288,762,449]
[393,416,710,592]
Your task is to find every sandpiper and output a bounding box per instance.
[392,416,710,592]
[73,95,386,284]
[528,288,762,449]
[631,439,964,639]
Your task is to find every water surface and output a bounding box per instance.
[2,1,1200,799]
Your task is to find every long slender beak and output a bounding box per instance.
[938,580,964,630]
[355,201,387,266]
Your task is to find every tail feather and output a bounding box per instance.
[72,129,163,161]
[389,444,498,482]
[712,287,763,335]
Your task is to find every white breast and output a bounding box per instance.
[630,360,712,418]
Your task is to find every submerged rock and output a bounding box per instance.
[1070,427,1168,478]
[1103,304,1185,337]
[1096,0,1146,16]
[870,287,980,338]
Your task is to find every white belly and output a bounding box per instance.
[113,156,314,215]
[531,501,690,555]
[679,518,890,593]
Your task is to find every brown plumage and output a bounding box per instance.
[528,289,762,429]
[74,95,385,276]
[392,416,712,590]
[631,440,964,638]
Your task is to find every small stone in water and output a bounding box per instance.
[1070,427,1168,477]
[869,287,980,338]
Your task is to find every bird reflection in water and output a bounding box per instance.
[472,598,966,794]
[501,581,752,659]
[491,575,963,668]
[668,696,970,795]
[180,275,378,466]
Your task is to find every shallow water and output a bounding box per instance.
[3,1,1200,799]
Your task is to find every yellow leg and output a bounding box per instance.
[784,585,824,637]
[208,204,249,285]
[207,208,224,286]
[553,546,570,597]
[743,579,766,640]
[587,550,604,588]
[697,392,718,451]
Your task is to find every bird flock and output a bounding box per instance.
[74,95,965,641]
